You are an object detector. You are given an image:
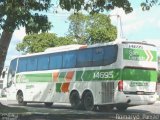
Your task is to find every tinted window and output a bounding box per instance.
[18,58,27,72]
[49,53,62,69]
[63,51,76,68]
[77,48,92,67]
[27,57,37,71]
[92,47,104,66]
[104,45,118,65]
[37,55,49,70]
[8,59,17,76]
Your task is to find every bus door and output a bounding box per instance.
[7,59,17,100]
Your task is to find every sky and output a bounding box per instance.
[4,1,160,66]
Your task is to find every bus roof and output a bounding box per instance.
[45,44,87,52]
[12,40,156,60]
[14,44,87,59]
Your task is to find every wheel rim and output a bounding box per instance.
[84,92,94,110]
[18,93,23,103]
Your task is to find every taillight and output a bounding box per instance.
[118,80,123,91]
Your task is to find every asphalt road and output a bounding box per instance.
[0,98,160,120]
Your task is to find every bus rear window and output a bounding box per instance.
[122,67,157,82]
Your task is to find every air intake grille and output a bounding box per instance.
[101,82,114,103]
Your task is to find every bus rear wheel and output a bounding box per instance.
[116,104,128,111]
[17,91,27,106]
[70,91,81,109]
[83,91,94,111]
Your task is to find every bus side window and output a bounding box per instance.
[63,51,76,68]
[49,54,62,69]
[104,45,118,65]
[8,59,17,77]
[17,58,27,73]
[92,47,104,66]
[27,57,37,71]
[37,55,49,70]
[77,48,92,67]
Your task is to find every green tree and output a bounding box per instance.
[0,0,52,76]
[68,13,87,43]
[86,13,117,44]
[16,33,76,54]
[68,13,117,44]
[59,0,133,14]
[56,36,77,47]
[141,0,159,10]
[59,0,160,13]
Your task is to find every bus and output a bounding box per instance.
[6,41,158,111]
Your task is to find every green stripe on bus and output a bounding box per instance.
[122,69,157,82]
[16,69,157,83]
[76,71,83,81]
[24,73,52,82]
[59,72,66,82]
[76,69,121,81]
[151,51,157,61]
[56,83,62,92]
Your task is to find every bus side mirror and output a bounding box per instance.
[2,71,5,78]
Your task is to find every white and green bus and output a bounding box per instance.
[6,41,157,111]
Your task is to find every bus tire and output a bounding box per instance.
[17,91,27,106]
[44,102,53,107]
[116,104,128,111]
[98,105,114,112]
[70,91,81,109]
[83,91,94,111]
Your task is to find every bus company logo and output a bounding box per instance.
[128,49,145,61]
[16,75,28,83]
[124,48,156,62]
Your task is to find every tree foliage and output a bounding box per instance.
[16,33,76,54]
[0,0,52,33]
[141,0,159,10]
[86,13,117,43]
[59,0,133,14]
[68,13,87,43]
[0,0,52,76]
[68,13,117,44]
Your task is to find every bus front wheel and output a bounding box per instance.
[17,91,27,106]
